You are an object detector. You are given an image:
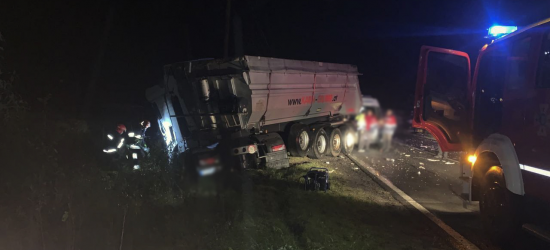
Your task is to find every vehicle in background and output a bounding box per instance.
[146,56,362,176]
[412,21,550,243]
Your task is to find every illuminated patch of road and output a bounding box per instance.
[348,154,480,250]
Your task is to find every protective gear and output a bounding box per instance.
[141,120,151,129]
[116,124,127,134]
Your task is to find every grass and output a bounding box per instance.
[207,158,451,250]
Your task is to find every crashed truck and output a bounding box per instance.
[146,56,362,174]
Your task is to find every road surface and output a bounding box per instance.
[350,131,548,250]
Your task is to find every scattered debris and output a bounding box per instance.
[326,162,330,164]
[351,163,354,165]
[405,155,410,157]
[419,166,425,170]
[427,159,439,162]
[353,167,359,170]
[420,145,428,148]
[385,158,395,162]
[418,171,421,175]
[419,162,424,165]
[445,162,454,165]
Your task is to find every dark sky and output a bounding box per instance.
[2,0,550,113]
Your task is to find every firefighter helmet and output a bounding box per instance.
[141,120,151,128]
[116,124,127,134]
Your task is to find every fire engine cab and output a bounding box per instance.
[412,19,550,243]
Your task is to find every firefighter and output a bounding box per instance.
[136,120,151,155]
[358,109,378,152]
[103,124,127,159]
[381,109,397,152]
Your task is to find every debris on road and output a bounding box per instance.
[427,159,439,162]
[419,166,425,170]
[326,162,330,164]
[405,155,410,157]
[419,162,424,165]
[353,167,359,170]
[418,171,421,175]
[445,162,454,165]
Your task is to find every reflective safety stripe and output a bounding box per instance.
[520,164,550,178]
[103,148,116,153]
[128,132,135,137]
[107,134,113,140]
[117,138,125,148]
[132,153,138,159]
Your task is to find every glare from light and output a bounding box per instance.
[132,153,138,159]
[133,165,140,170]
[488,25,517,38]
[128,132,135,137]
[129,144,140,149]
[107,134,113,140]
[117,138,125,148]
[468,155,477,164]
[346,133,354,147]
[162,121,172,145]
[199,167,216,176]
[103,148,116,153]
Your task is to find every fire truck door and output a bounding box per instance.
[413,46,471,151]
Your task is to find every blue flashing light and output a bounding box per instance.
[488,25,518,38]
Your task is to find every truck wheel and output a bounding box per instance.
[326,128,342,157]
[340,126,355,155]
[308,128,328,159]
[287,123,310,157]
[479,166,522,245]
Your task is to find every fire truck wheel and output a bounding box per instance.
[340,125,355,155]
[308,128,328,159]
[326,128,342,157]
[287,123,310,157]
[479,166,522,245]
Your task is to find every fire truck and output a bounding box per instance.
[412,19,550,243]
[146,56,362,176]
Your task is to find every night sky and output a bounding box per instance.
[2,0,550,115]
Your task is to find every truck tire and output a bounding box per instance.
[326,128,342,157]
[479,166,522,245]
[287,123,310,157]
[308,128,328,159]
[340,125,355,155]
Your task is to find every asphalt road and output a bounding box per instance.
[351,131,549,250]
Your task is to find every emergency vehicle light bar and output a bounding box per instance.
[488,25,517,38]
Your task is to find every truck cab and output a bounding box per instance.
[413,19,550,243]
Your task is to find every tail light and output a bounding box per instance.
[271,144,286,152]
[247,145,257,154]
[199,157,218,166]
